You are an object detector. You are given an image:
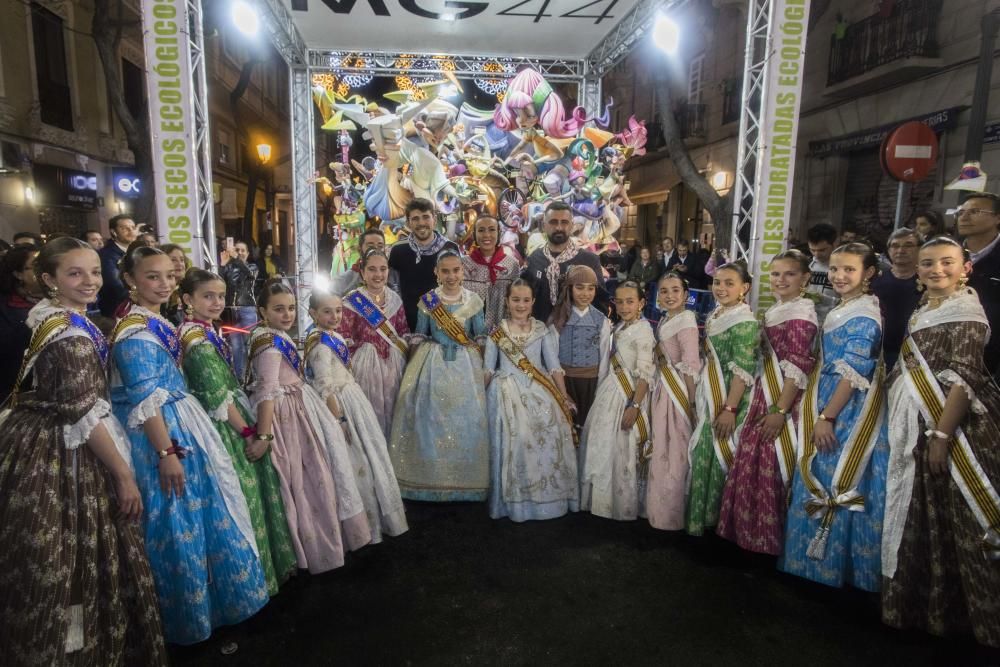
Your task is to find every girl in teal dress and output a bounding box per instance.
[109,246,268,645]
[686,263,759,536]
[780,243,886,591]
[178,269,297,595]
[389,251,490,501]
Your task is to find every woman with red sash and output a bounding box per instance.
[338,250,410,437]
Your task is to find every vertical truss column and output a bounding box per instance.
[729,0,772,270]
[581,61,603,121]
[186,0,216,268]
[291,65,318,339]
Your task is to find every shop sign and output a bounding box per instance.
[112,167,143,199]
[808,106,965,157]
[33,164,98,209]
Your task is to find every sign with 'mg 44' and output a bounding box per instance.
[287,0,640,58]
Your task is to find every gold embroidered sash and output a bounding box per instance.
[760,336,798,487]
[899,336,1000,558]
[797,345,885,560]
[655,346,692,426]
[703,338,737,472]
[490,327,578,445]
[610,350,650,459]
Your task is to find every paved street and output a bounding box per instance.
[171,502,998,666]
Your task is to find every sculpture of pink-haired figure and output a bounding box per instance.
[493,67,586,139]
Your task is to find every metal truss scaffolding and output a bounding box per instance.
[186,0,217,268]
[310,51,585,83]
[729,0,773,268]
[290,66,318,334]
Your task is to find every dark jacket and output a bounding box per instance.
[522,247,609,323]
[627,260,661,286]
[97,241,127,317]
[0,295,33,404]
[220,259,260,308]
[388,239,460,331]
[969,239,1000,379]
[666,252,707,289]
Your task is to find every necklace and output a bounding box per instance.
[365,286,386,307]
[832,291,864,310]
[909,289,961,328]
[708,302,742,322]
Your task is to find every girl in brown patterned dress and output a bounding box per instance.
[882,237,1000,647]
[0,238,166,666]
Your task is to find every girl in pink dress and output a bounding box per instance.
[717,250,818,554]
[246,280,370,573]
[643,273,701,530]
[337,250,410,437]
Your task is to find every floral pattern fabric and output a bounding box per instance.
[685,319,760,535]
[389,289,490,501]
[110,330,268,645]
[717,316,817,554]
[881,318,1000,647]
[0,334,166,666]
[485,321,579,522]
[181,333,298,595]
[779,313,886,591]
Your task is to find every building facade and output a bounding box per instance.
[608,0,1000,250]
[0,0,294,269]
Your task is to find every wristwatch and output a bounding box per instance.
[722,405,738,414]
[257,433,275,442]
[769,405,788,416]
[818,413,835,424]
[628,401,641,410]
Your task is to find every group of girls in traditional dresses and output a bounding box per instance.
[2,233,998,661]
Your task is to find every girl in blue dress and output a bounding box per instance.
[780,242,888,591]
[389,251,490,501]
[110,245,268,644]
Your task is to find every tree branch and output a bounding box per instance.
[654,72,734,247]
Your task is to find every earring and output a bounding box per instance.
[958,274,969,289]
[862,277,871,294]
[799,284,808,298]
[915,280,924,292]
[48,285,59,298]
[129,287,139,301]
[184,303,194,317]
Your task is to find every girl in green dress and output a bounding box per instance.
[178,268,297,594]
[686,262,760,536]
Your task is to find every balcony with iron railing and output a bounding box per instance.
[677,103,707,145]
[825,0,943,96]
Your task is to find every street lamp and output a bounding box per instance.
[256,142,272,165]
[231,1,260,37]
[652,13,680,56]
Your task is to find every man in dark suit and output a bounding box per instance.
[665,240,707,289]
[660,236,676,272]
[97,214,137,316]
[959,192,1000,380]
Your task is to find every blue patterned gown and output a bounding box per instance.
[110,307,268,644]
[389,288,489,501]
[779,295,888,591]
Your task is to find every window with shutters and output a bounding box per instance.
[31,3,73,131]
[688,54,705,105]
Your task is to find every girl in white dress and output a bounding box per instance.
[306,292,408,543]
[579,281,656,520]
[485,279,579,522]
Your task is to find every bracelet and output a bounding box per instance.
[627,401,641,410]
[722,405,738,414]
[768,405,788,416]
[157,440,188,460]
[240,425,257,438]
[924,428,951,441]
[256,433,275,442]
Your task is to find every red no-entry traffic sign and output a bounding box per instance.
[881,120,940,183]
